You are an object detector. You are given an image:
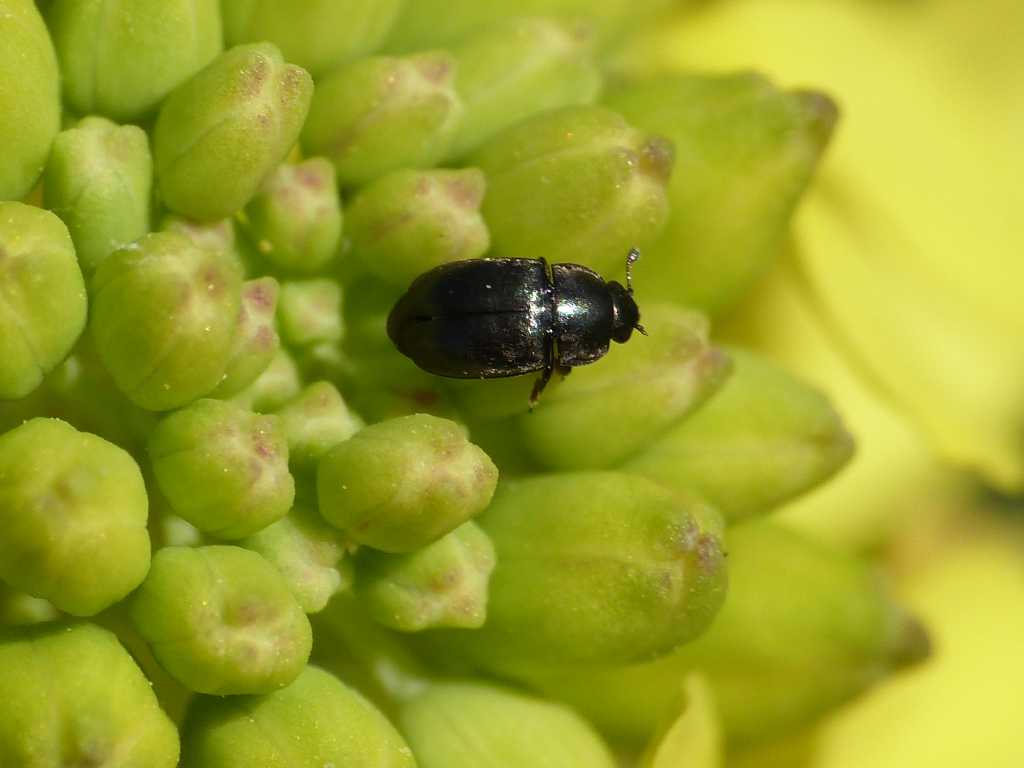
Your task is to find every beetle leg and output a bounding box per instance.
[529,364,554,410]
[556,364,572,379]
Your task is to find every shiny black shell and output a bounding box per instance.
[387,258,639,380]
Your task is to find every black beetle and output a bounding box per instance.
[387,249,646,405]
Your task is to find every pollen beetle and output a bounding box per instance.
[387,249,646,405]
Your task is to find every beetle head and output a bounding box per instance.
[609,282,643,343]
[609,248,646,343]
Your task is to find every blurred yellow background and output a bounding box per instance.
[630,2,1024,765]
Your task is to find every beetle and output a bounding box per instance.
[387,248,646,406]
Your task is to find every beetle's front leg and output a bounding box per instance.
[529,364,554,410]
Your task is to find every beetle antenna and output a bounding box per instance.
[625,248,641,294]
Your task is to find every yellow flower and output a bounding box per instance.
[634,0,1024,491]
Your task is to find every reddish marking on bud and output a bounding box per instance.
[202,266,225,296]
[415,55,452,85]
[229,598,272,626]
[296,165,326,190]
[252,430,276,460]
[639,136,676,183]
[696,533,722,574]
[443,173,485,210]
[254,325,275,349]
[246,281,274,311]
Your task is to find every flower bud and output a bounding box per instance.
[302,51,463,187]
[0,585,59,628]
[448,17,602,159]
[180,665,415,767]
[317,413,498,553]
[625,348,854,522]
[514,303,731,469]
[357,521,496,632]
[0,623,179,767]
[0,0,59,200]
[277,278,343,348]
[47,0,221,121]
[399,681,617,768]
[474,105,673,275]
[680,520,929,745]
[41,338,158,454]
[222,0,403,77]
[0,419,150,616]
[605,73,837,314]
[154,43,313,221]
[274,381,362,474]
[520,520,929,746]
[0,202,86,399]
[245,158,343,274]
[435,472,727,668]
[347,168,490,287]
[90,231,242,411]
[241,503,352,614]
[161,213,236,253]
[43,116,152,274]
[131,545,312,695]
[210,277,281,398]
[228,347,304,413]
[148,398,294,539]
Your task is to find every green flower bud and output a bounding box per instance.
[148,398,294,539]
[0,0,59,200]
[0,202,86,399]
[42,338,158,452]
[357,521,496,632]
[317,413,498,553]
[245,158,342,274]
[131,545,312,695]
[277,278,343,348]
[302,51,463,187]
[0,418,150,616]
[228,346,303,413]
[625,349,854,523]
[605,73,837,314]
[474,105,673,274]
[399,681,616,768]
[677,520,929,746]
[274,381,362,473]
[43,116,152,274]
[180,665,414,767]
[520,520,928,746]
[384,0,672,53]
[514,303,730,469]
[160,213,247,269]
[434,472,727,668]
[90,231,242,411]
[222,0,404,77]
[154,43,313,221]
[0,585,58,627]
[210,277,281,398]
[241,503,352,614]
[448,17,602,159]
[347,168,490,287]
[0,623,179,767]
[47,0,221,121]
